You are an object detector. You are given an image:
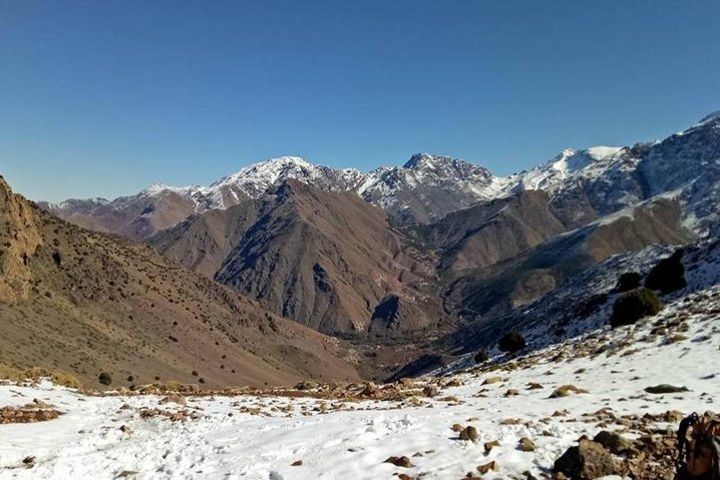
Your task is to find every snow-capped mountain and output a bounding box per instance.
[358,153,509,224]
[41,156,370,239]
[203,156,367,210]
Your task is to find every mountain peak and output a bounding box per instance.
[404,153,460,170]
[698,110,720,126]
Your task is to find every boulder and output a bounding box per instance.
[553,440,619,479]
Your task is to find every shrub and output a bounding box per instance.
[98,372,112,386]
[474,350,489,364]
[609,288,663,328]
[498,331,526,353]
[645,249,686,295]
[616,272,642,292]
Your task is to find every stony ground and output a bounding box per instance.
[0,287,718,479]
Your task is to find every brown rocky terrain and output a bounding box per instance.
[151,180,447,336]
[415,190,570,275]
[0,176,360,388]
[445,197,693,319]
[39,189,203,241]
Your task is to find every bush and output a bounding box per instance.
[499,330,526,353]
[616,272,642,292]
[98,372,112,386]
[645,249,686,295]
[474,350,489,364]
[609,288,663,328]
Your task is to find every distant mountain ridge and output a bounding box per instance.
[43,111,720,240]
[37,114,720,257]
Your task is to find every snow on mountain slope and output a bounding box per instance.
[507,146,628,193]
[205,156,367,209]
[358,153,510,223]
[1,282,718,479]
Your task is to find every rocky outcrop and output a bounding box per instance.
[0,176,41,303]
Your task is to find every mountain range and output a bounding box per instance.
[5,110,718,384]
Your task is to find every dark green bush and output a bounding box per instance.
[616,272,642,292]
[474,350,489,363]
[498,330,526,353]
[609,288,663,328]
[98,372,112,386]
[645,249,686,295]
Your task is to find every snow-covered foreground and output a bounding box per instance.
[1,289,718,480]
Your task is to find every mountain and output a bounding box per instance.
[42,157,367,240]
[443,196,692,319]
[415,190,569,274]
[42,153,512,237]
[150,179,445,336]
[0,176,360,387]
[357,153,508,224]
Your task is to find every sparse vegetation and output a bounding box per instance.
[616,272,642,292]
[498,331,526,353]
[609,288,663,328]
[645,250,687,295]
[98,372,112,386]
[0,364,80,388]
[474,350,489,363]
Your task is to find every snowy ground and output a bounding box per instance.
[1,288,718,480]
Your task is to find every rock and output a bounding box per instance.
[451,423,464,432]
[459,426,479,442]
[115,471,138,478]
[444,378,464,387]
[553,440,619,479]
[527,382,544,390]
[422,386,439,398]
[500,417,526,425]
[644,384,689,394]
[504,389,520,397]
[384,456,413,468]
[159,394,187,406]
[483,376,503,385]
[294,381,318,391]
[593,430,632,454]
[291,460,302,466]
[519,437,535,452]
[484,440,500,453]
[22,456,35,468]
[398,474,414,480]
[549,385,588,398]
[361,382,381,398]
[477,461,497,474]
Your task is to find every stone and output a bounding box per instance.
[644,384,689,394]
[519,437,536,452]
[459,425,479,442]
[384,456,413,468]
[553,440,619,479]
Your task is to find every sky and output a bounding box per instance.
[1,0,719,202]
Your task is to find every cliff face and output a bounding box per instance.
[0,177,42,303]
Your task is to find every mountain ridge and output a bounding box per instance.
[42,111,720,238]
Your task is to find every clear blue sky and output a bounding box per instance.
[1,0,719,202]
